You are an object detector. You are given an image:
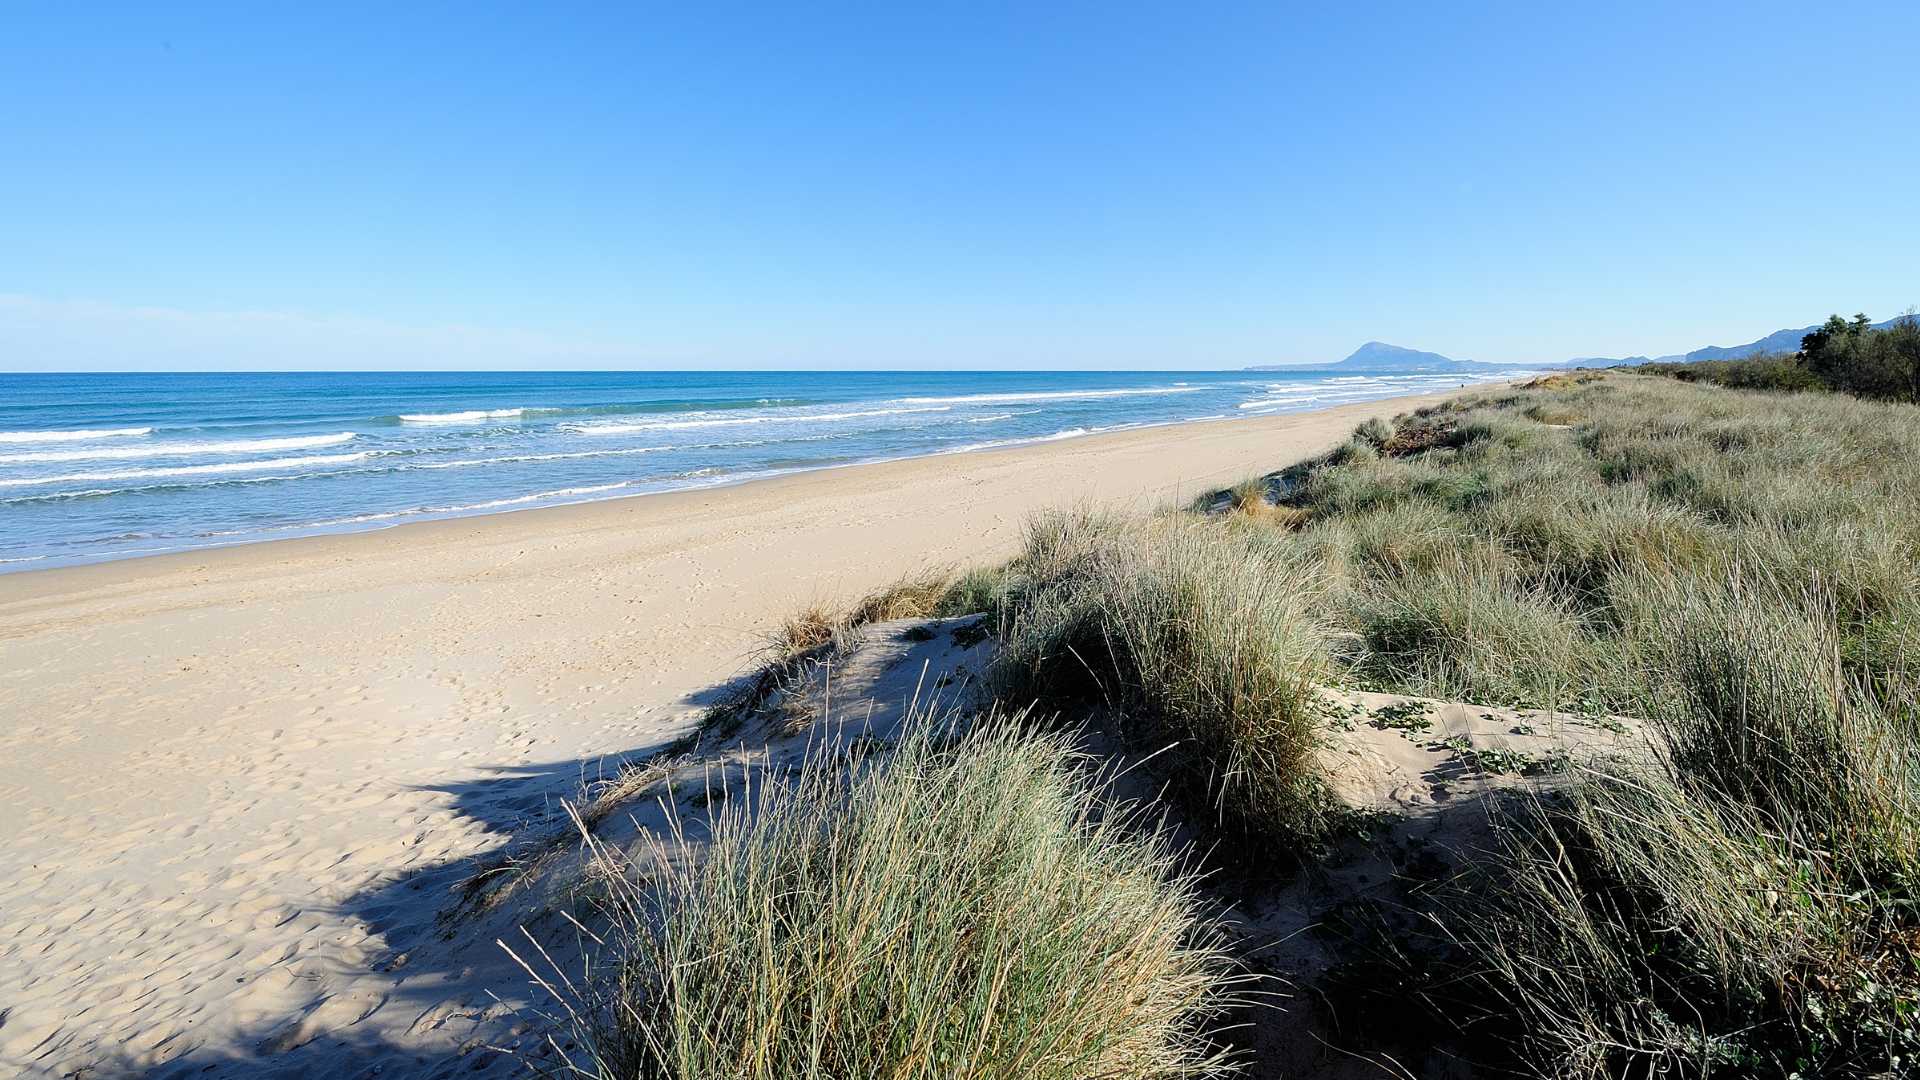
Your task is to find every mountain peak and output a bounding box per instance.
[1335,341,1476,370]
[1244,340,1494,372]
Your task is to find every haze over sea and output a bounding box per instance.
[0,368,1527,570]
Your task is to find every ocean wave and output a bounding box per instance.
[942,427,1094,454]
[1238,389,1388,410]
[0,427,152,444]
[897,386,1202,405]
[293,483,637,526]
[287,477,729,528]
[0,452,371,488]
[397,408,528,424]
[3,487,146,504]
[564,405,949,434]
[379,398,816,425]
[0,432,356,464]
[409,446,670,469]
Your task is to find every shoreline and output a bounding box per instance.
[0,388,1473,599]
[0,368,1528,576]
[0,384,1480,1077]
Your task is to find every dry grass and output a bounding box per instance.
[1220,476,1311,528]
[772,570,971,654]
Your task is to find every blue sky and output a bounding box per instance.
[2,2,1914,371]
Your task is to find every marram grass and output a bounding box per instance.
[547,715,1244,1080]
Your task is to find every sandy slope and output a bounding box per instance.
[0,392,1468,1078]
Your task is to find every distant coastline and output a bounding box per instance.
[0,369,1529,572]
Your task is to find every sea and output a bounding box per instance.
[0,368,1529,571]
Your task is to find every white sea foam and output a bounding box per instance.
[0,452,371,488]
[397,408,528,424]
[299,482,644,527]
[409,446,670,469]
[565,405,949,434]
[898,386,1202,405]
[3,487,147,504]
[1237,388,1389,410]
[0,427,152,444]
[943,427,1094,454]
[0,432,356,464]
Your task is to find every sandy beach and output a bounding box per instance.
[0,391,1467,1077]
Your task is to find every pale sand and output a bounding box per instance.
[0,391,1469,1077]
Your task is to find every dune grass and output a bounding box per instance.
[984,512,1336,847]
[1228,373,1920,714]
[1199,371,1920,1075]
[1439,577,1920,1076]
[773,569,966,653]
[554,717,1242,1080]
[553,367,1920,1080]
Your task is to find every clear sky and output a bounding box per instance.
[2,2,1914,371]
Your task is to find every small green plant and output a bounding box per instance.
[1456,745,1536,775]
[1370,700,1433,733]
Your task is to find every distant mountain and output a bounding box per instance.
[1681,316,1907,362]
[1248,341,1506,373]
[1248,315,1914,375]
[1584,315,1911,367]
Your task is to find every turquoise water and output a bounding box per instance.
[0,369,1523,570]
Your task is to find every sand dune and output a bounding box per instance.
[0,392,1471,1078]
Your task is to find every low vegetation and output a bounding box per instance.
[984,512,1335,846]
[1221,371,1920,1076]
[1644,312,1920,401]
[543,361,1920,1079]
[551,718,1240,1080]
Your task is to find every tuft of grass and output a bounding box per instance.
[1227,475,1270,514]
[773,570,962,654]
[1220,475,1311,527]
[991,513,1336,846]
[772,603,840,654]
[932,565,1002,615]
[1354,415,1394,448]
[546,715,1244,1080]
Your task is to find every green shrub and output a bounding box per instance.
[1643,314,1920,402]
[1642,351,1826,394]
